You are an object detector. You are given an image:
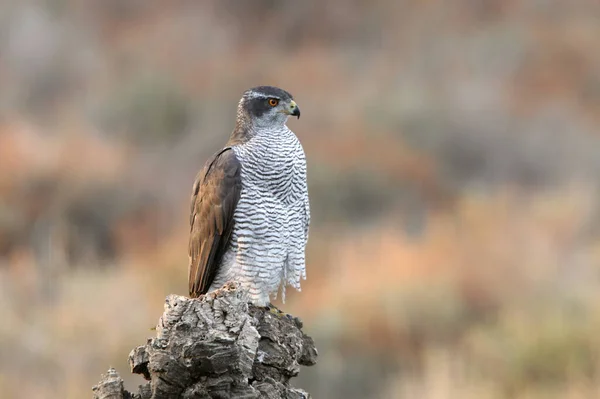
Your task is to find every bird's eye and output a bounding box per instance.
[268,98,279,107]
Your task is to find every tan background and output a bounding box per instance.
[1,1,600,398]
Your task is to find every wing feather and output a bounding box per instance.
[188,147,241,297]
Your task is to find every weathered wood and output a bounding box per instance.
[93,282,317,399]
[92,368,128,399]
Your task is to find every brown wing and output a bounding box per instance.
[188,147,241,297]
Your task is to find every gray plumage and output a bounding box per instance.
[188,86,309,306]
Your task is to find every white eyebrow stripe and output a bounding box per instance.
[245,92,279,99]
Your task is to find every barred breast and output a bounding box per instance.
[208,127,309,306]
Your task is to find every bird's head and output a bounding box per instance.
[236,86,300,130]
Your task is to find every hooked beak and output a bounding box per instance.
[287,100,301,119]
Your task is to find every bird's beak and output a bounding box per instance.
[287,100,301,119]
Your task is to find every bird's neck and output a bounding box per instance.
[228,119,288,147]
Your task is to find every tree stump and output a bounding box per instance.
[92,282,318,399]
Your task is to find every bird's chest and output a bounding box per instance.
[235,139,306,204]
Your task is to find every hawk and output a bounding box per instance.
[188,86,309,307]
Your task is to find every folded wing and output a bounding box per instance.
[188,148,242,297]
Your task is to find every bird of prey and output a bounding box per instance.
[188,86,309,307]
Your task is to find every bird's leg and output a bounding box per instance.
[264,302,295,321]
[264,302,283,315]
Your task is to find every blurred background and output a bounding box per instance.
[1,1,600,398]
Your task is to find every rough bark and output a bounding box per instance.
[92,282,318,399]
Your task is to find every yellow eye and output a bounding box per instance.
[268,98,279,107]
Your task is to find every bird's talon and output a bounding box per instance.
[264,303,292,318]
